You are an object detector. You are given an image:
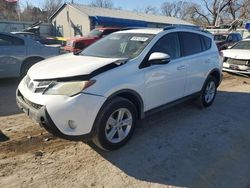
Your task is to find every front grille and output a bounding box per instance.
[23,98,43,110]
[25,76,53,93]
[226,58,249,66]
[18,90,42,110]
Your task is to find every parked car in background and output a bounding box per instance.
[0,32,60,78]
[222,38,250,75]
[11,32,63,47]
[64,27,121,52]
[17,26,222,150]
[214,32,242,51]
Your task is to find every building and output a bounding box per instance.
[50,3,192,38]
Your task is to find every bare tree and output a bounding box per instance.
[21,2,45,22]
[191,0,234,26]
[0,0,19,20]
[144,5,158,15]
[90,0,114,8]
[43,0,64,22]
[225,0,250,20]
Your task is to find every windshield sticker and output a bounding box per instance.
[130,36,149,42]
[109,36,121,40]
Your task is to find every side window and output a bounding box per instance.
[236,34,242,41]
[151,32,180,59]
[227,34,233,42]
[0,34,24,46]
[181,32,202,56]
[232,34,238,42]
[200,35,212,51]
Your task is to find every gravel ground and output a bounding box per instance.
[0,73,250,188]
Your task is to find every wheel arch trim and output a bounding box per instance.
[106,89,145,120]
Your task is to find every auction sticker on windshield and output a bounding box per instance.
[130,36,149,42]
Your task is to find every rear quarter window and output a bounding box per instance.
[201,35,212,51]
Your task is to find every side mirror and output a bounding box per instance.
[148,52,171,65]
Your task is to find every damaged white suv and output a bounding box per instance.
[17,26,222,150]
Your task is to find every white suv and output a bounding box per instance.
[17,26,222,150]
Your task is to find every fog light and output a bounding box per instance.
[68,120,77,129]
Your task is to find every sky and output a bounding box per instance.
[22,0,198,12]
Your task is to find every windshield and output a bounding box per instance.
[232,41,250,50]
[81,33,155,59]
[214,34,228,41]
[88,29,103,37]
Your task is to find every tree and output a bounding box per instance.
[90,0,114,8]
[161,1,197,19]
[21,2,45,22]
[225,0,250,20]
[0,0,19,20]
[191,0,234,26]
[42,0,64,22]
[144,5,158,15]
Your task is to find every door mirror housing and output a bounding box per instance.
[148,52,171,65]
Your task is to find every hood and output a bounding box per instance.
[28,53,125,80]
[222,49,250,60]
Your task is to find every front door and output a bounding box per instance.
[143,32,187,111]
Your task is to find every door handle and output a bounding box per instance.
[177,65,185,70]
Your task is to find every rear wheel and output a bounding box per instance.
[92,97,137,151]
[197,76,217,108]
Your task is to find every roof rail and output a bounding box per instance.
[163,24,201,31]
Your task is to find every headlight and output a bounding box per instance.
[44,80,95,96]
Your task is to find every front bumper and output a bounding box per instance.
[223,68,250,75]
[16,92,77,140]
[16,87,106,141]
[223,62,250,74]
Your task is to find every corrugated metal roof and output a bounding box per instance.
[69,3,192,26]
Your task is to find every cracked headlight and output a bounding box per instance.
[44,80,95,96]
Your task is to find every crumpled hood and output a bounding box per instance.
[222,49,250,60]
[28,53,124,80]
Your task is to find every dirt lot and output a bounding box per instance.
[0,73,250,188]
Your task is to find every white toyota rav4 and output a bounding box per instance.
[17,26,222,150]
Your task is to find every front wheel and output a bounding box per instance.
[197,76,217,108]
[92,97,137,151]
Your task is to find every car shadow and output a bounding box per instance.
[0,78,22,116]
[90,91,250,188]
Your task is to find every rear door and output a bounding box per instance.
[0,34,26,78]
[179,32,213,96]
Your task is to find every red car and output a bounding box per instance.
[64,27,121,52]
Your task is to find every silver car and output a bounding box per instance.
[0,32,60,78]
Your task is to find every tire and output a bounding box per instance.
[20,58,43,78]
[92,97,137,151]
[197,75,217,108]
